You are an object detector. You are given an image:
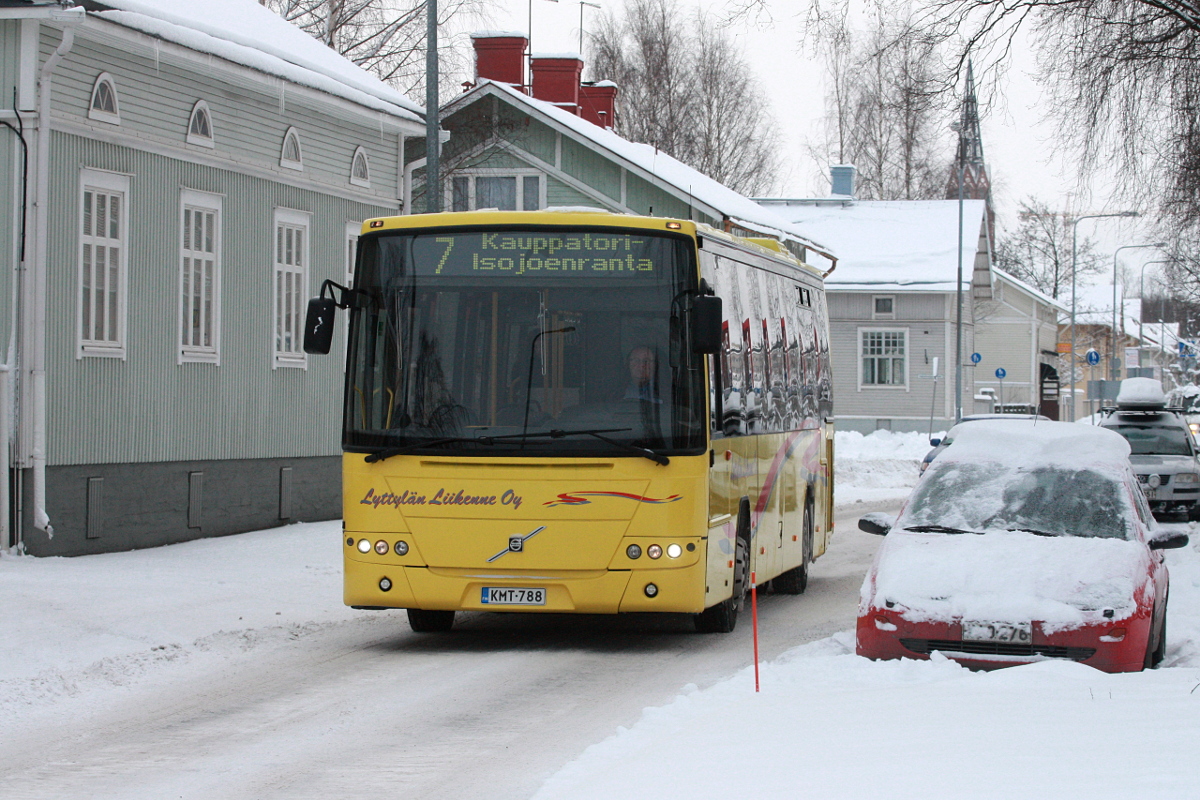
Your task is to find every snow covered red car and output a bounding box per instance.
[856,420,1189,673]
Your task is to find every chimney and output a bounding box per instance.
[580,81,618,129]
[831,164,857,198]
[531,54,583,115]
[471,32,528,88]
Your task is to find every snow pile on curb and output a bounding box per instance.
[533,528,1200,800]
[834,429,933,504]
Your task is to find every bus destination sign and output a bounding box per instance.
[412,232,666,279]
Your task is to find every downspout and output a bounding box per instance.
[28,8,83,539]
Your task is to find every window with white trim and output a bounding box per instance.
[280,127,303,171]
[872,295,895,319]
[88,72,120,125]
[78,169,129,358]
[449,171,543,211]
[350,147,370,187]
[273,208,309,368]
[187,100,215,148]
[860,328,907,387]
[179,190,222,364]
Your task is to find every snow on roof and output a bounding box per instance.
[993,268,1068,313]
[755,199,988,290]
[1116,377,1166,407]
[88,0,424,123]
[453,80,832,257]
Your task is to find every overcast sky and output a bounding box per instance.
[462,0,1157,273]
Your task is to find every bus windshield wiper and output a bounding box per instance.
[902,524,979,534]
[519,428,669,465]
[364,436,497,463]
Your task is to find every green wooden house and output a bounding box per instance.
[0,0,425,555]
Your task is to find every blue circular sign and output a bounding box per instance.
[970,352,982,364]
[1086,349,1101,366]
[995,368,1007,379]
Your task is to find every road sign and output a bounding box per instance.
[995,368,1006,379]
[970,352,982,364]
[1086,349,1101,366]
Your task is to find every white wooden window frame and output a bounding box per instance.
[178,189,222,365]
[858,327,909,390]
[88,72,121,125]
[186,100,215,148]
[280,127,304,171]
[77,168,130,359]
[447,169,545,211]
[350,146,371,188]
[872,294,896,320]
[273,207,310,369]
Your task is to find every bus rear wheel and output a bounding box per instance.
[407,608,455,632]
[694,535,748,633]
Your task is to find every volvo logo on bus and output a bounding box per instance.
[488,526,545,562]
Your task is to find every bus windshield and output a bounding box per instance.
[344,227,706,456]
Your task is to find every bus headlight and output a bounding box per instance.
[626,544,642,559]
[648,544,663,559]
[357,539,372,553]
[394,540,409,556]
[374,540,389,554]
[666,543,682,559]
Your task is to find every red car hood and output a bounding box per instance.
[863,530,1153,632]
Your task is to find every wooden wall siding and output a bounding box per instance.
[561,137,621,200]
[45,132,393,467]
[504,113,556,166]
[45,29,402,202]
[1,21,19,100]
[624,171,689,219]
[546,176,602,209]
[828,291,949,321]
[461,148,528,171]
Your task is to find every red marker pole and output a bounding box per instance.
[751,571,760,692]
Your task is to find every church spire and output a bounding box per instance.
[947,61,994,237]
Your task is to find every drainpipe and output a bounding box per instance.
[26,7,83,540]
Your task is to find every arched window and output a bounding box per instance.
[350,146,370,187]
[280,127,303,171]
[88,73,121,125]
[187,100,215,147]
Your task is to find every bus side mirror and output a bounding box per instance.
[691,295,723,355]
[303,297,337,354]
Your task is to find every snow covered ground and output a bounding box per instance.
[2,430,1197,799]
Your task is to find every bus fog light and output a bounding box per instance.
[357,539,371,553]
[379,577,392,591]
[667,543,682,559]
[394,540,409,556]
[648,544,663,559]
[644,583,658,597]
[374,540,389,555]
[626,544,642,559]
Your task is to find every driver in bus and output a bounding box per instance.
[624,346,661,403]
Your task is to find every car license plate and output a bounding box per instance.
[481,587,546,606]
[962,620,1032,644]
[1144,486,1157,500]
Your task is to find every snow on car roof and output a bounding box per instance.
[937,419,1131,468]
[1116,377,1167,407]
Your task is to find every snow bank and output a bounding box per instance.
[533,529,1200,800]
[834,429,931,504]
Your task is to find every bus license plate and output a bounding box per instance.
[962,620,1032,644]
[481,587,546,606]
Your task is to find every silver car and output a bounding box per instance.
[1100,406,1200,519]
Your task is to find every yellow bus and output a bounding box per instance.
[304,210,834,632]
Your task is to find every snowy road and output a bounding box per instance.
[0,501,894,800]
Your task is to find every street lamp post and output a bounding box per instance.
[1069,211,1138,420]
[1111,243,1166,380]
[1139,260,1173,346]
